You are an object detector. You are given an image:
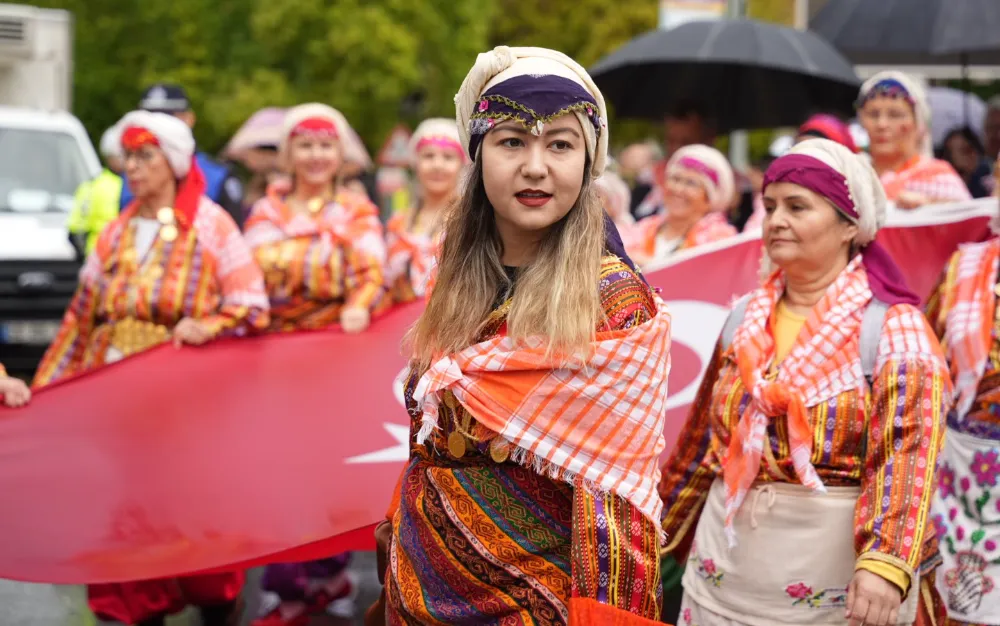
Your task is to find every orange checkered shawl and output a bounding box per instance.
[412,298,672,533]
[937,238,1000,416]
[633,211,736,266]
[725,257,873,546]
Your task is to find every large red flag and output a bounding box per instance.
[0,199,993,584]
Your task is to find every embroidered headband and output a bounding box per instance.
[121,126,160,151]
[290,117,339,139]
[675,156,720,186]
[415,135,465,158]
[467,74,603,161]
[857,78,915,110]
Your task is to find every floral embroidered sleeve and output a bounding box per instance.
[343,200,388,313]
[195,204,270,337]
[569,260,661,623]
[33,248,104,388]
[658,340,724,555]
[854,305,949,583]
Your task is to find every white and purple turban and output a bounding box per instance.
[454,46,609,178]
[665,144,734,212]
[858,70,932,157]
[763,138,918,305]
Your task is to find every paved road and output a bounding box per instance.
[0,552,382,626]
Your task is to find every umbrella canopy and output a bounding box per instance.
[812,0,1000,65]
[927,87,987,149]
[223,107,286,160]
[590,19,859,132]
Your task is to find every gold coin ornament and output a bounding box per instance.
[489,439,511,463]
[447,431,467,459]
[156,207,175,224]
[160,224,179,243]
[307,197,324,214]
[146,265,164,279]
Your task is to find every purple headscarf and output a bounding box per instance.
[763,153,919,305]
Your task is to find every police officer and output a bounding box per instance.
[121,83,246,228]
[68,125,125,258]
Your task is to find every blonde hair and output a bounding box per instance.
[409,159,605,370]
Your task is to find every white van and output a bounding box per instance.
[0,106,100,375]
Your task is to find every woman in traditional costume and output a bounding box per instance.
[925,160,1000,624]
[630,144,736,267]
[381,46,670,625]
[659,138,950,626]
[858,71,971,209]
[244,103,387,626]
[33,110,269,626]
[244,103,387,335]
[385,118,464,304]
[0,365,29,407]
[595,168,638,249]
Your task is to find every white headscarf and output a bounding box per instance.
[454,46,609,178]
[280,103,372,170]
[858,70,933,158]
[666,144,735,213]
[99,125,123,160]
[594,172,632,223]
[114,111,195,177]
[777,138,887,246]
[408,118,464,164]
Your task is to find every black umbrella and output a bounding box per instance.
[590,19,859,132]
[812,0,1000,65]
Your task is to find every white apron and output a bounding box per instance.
[681,479,919,626]
[933,427,1000,624]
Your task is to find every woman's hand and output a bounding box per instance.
[374,519,392,585]
[0,377,30,408]
[341,306,371,334]
[173,318,214,347]
[846,569,902,626]
[895,190,930,210]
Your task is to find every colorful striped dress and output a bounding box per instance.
[659,263,950,625]
[384,255,663,625]
[31,196,269,625]
[243,189,388,330]
[384,211,441,304]
[34,197,269,388]
[926,239,1000,625]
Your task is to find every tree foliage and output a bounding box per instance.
[31,0,794,159]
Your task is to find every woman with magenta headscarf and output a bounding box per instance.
[660,139,950,626]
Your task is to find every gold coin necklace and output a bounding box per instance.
[157,206,178,242]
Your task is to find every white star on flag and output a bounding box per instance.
[345,423,410,464]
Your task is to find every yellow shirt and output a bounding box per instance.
[773,300,909,595]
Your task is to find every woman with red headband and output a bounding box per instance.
[244,103,387,626]
[858,71,971,209]
[33,110,269,626]
[630,144,736,267]
[660,139,949,626]
[244,103,387,334]
[385,118,465,303]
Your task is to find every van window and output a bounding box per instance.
[0,128,90,211]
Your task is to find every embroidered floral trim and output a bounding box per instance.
[468,96,603,139]
[785,581,848,608]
